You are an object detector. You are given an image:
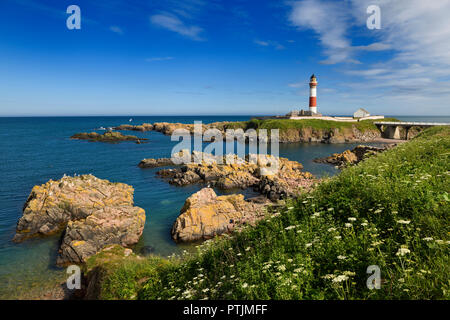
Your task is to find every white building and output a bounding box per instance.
[354,108,370,118]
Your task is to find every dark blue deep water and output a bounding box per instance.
[0,115,446,298]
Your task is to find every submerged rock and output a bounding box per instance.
[71,131,148,144]
[171,188,266,242]
[13,175,146,266]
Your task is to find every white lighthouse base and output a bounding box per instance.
[309,107,317,114]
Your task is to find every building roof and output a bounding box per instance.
[355,108,369,113]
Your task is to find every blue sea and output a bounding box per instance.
[0,115,448,298]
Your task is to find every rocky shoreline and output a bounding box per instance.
[113,121,385,143]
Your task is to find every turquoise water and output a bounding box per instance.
[0,115,447,298]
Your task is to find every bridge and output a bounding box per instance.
[374,121,450,140]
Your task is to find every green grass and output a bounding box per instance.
[86,126,449,300]
[83,245,171,300]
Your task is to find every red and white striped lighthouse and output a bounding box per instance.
[309,74,318,114]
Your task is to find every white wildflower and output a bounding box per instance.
[396,247,411,256]
[332,275,349,283]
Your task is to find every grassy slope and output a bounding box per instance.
[88,126,449,300]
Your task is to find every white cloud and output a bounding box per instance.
[254,39,285,50]
[254,40,269,46]
[145,57,175,62]
[109,26,124,35]
[288,0,450,114]
[288,0,390,64]
[288,82,304,88]
[150,13,204,41]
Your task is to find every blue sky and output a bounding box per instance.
[1,0,449,116]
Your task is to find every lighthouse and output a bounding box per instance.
[309,74,318,114]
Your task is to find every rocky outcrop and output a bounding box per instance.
[114,123,153,132]
[57,205,145,266]
[277,127,382,143]
[151,121,237,136]
[71,132,148,144]
[171,188,266,242]
[13,175,145,266]
[314,145,394,168]
[152,151,315,201]
[138,157,175,168]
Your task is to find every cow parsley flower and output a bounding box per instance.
[396,247,411,256]
[332,275,349,283]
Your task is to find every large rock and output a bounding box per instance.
[13,175,146,265]
[171,188,266,242]
[57,205,145,266]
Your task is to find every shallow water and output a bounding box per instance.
[1,115,444,298]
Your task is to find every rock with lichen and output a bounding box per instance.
[171,188,266,242]
[57,205,145,266]
[13,175,146,266]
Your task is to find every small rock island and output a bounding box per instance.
[71,131,148,144]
